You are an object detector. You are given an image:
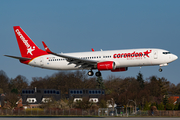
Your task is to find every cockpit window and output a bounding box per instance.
[163,52,171,54]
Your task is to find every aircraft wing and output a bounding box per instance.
[42,41,98,69]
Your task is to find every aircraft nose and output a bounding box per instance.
[175,55,178,60]
[173,54,178,61]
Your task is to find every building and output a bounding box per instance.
[21,88,60,108]
[69,89,105,103]
[168,96,180,105]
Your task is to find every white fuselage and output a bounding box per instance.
[28,48,178,70]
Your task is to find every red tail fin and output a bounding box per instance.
[13,26,48,59]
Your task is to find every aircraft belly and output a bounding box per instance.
[44,61,80,70]
[115,57,152,67]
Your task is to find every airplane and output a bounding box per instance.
[4,26,178,77]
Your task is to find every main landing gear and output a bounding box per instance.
[95,71,101,76]
[87,70,101,77]
[87,71,94,76]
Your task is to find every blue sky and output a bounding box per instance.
[0,0,180,84]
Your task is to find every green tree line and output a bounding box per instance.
[0,70,180,110]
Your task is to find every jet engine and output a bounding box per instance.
[97,61,116,70]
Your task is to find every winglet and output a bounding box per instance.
[91,48,95,52]
[42,41,53,54]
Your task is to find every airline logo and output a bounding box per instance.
[113,50,152,59]
[15,29,35,55]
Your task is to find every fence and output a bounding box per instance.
[129,110,180,117]
[0,108,180,117]
[0,109,98,116]
[98,108,180,117]
[146,110,180,117]
[98,108,117,116]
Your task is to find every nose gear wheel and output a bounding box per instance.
[159,67,162,72]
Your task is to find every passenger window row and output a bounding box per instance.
[48,56,102,62]
[103,56,111,58]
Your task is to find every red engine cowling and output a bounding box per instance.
[111,67,128,72]
[97,61,116,70]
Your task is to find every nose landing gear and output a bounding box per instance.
[159,67,162,72]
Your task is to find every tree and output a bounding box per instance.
[4,93,19,109]
[177,103,180,110]
[169,83,176,95]
[30,71,98,98]
[83,77,97,89]
[174,102,180,110]
[0,88,4,94]
[158,77,169,96]
[11,88,18,94]
[0,70,9,93]
[143,101,151,110]
[166,102,175,110]
[136,72,144,89]
[166,97,175,110]
[163,95,168,106]
[98,99,107,108]
[175,83,180,95]
[9,75,29,94]
[96,76,105,89]
[157,102,164,110]
[147,76,161,97]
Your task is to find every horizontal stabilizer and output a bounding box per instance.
[4,55,31,60]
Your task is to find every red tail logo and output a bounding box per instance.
[13,26,48,59]
[15,29,36,55]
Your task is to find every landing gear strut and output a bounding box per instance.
[95,71,101,77]
[87,71,94,76]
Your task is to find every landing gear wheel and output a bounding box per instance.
[159,68,162,72]
[95,71,101,76]
[87,71,94,76]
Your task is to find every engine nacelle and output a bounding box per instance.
[97,61,116,70]
[111,67,128,72]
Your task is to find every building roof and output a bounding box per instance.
[68,88,105,99]
[168,96,180,105]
